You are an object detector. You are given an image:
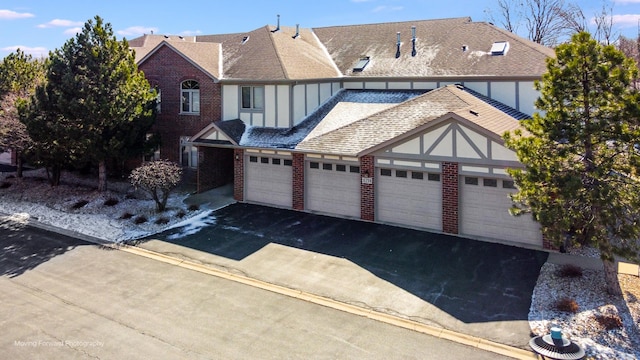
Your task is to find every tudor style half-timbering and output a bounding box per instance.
[132,16,554,248]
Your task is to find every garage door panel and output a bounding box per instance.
[377,170,442,230]
[460,177,540,246]
[246,158,292,207]
[307,166,360,218]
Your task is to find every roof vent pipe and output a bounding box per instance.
[395,32,401,58]
[411,26,417,57]
[272,14,280,32]
[292,24,300,39]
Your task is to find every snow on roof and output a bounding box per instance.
[237,89,426,149]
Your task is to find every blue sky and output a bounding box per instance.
[2,0,640,58]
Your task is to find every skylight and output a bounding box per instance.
[353,57,370,72]
[490,41,509,56]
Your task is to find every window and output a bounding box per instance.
[283,159,293,166]
[336,164,346,172]
[155,88,161,114]
[503,180,516,189]
[380,169,392,176]
[350,166,360,173]
[396,170,407,178]
[249,156,258,163]
[143,133,160,162]
[272,158,281,165]
[181,80,200,114]
[310,162,319,169]
[411,172,424,180]
[323,163,333,171]
[241,86,264,109]
[428,173,441,182]
[260,157,269,164]
[483,178,498,187]
[465,177,478,185]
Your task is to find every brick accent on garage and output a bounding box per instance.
[197,147,234,193]
[292,153,305,210]
[360,155,375,221]
[442,161,459,234]
[233,149,244,201]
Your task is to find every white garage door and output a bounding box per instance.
[246,155,292,208]
[460,176,541,246]
[377,168,442,231]
[306,161,361,218]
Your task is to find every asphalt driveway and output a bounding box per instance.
[137,202,549,347]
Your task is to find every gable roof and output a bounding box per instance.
[130,35,221,80]
[197,25,339,80]
[312,17,554,78]
[295,84,528,156]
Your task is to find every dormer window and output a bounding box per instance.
[181,80,200,114]
[353,57,370,72]
[241,86,264,110]
[490,41,509,56]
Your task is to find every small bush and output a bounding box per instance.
[103,198,119,206]
[0,182,11,189]
[134,215,148,224]
[71,200,89,209]
[155,217,170,225]
[119,212,134,220]
[555,298,579,313]
[6,175,15,179]
[594,314,623,330]
[125,193,136,200]
[557,264,583,278]
[176,209,187,218]
[187,204,200,211]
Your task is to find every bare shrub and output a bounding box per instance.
[0,182,11,189]
[119,212,134,220]
[71,200,89,209]
[103,197,119,206]
[155,217,169,225]
[594,314,623,330]
[557,264,583,278]
[176,209,187,218]
[129,160,182,212]
[133,215,148,224]
[187,204,199,211]
[555,298,579,313]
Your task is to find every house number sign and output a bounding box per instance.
[361,177,373,184]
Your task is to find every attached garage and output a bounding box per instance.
[245,154,292,208]
[376,168,442,231]
[306,160,361,217]
[459,176,541,246]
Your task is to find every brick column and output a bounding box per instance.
[233,149,244,202]
[360,155,375,221]
[292,153,305,210]
[442,161,459,234]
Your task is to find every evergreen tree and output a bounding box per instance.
[504,32,640,295]
[24,16,156,190]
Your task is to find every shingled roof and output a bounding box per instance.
[295,84,528,156]
[312,17,554,78]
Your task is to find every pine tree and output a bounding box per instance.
[504,32,640,295]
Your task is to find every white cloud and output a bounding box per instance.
[614,0,640,4]
[2,45,48,58]
[37,19,83,28]
[0,9,34,20]
[611,14,640,27]
[117,26,159,37]
[371,5,403,13]
[179,30,202,36]
[63,27,82,36]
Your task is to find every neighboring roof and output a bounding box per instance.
[295,84,528,156]
[198,25,338,80]
[312,17,554,78]
[130,35,221,79]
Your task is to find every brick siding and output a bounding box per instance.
[233,149,244,201]
[360,155,375,221]
[442,161,459,234]
[292,153,305,210]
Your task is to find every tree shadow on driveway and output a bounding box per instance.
[0,216,83,278]
[142,203,549,324]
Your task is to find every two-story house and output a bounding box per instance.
[129,17,554,248]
